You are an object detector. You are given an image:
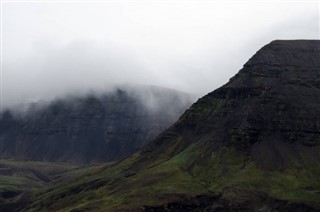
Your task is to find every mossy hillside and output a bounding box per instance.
[177,97,226,128]
[191,148,320,205]
[120,146,320,207]
[0,159,78,190]
[0,160,78,208]
[0,175,43,191]
[24,144,200,211]
[24,140,320,211]
[24,154,142,211]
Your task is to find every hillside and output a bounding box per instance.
[18,40,320,211]
[0,86,194,164]
[0,159,79,211]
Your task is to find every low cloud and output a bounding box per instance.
[1,1,319,109]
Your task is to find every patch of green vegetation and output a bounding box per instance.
[0,159,80,208]
[0,175,42,190]
[109,146,320,208]
[188,148,320,205]
[22,144,320,211]
[177,97,226,125]
[0,159,78,190]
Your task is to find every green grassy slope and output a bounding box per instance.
[22,143,320,211]
[0,159,79,211]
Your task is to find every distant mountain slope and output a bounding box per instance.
[0,86,194,163]
[23,40,320,211]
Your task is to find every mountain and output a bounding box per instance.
[0,86,194,164]
[14,40,320,211]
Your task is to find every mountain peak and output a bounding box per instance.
[144,40,320,168]
[244,39,320,68]
[23,40,320,211]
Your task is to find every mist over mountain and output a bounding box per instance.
[18,40,320,211]
[1,1,319,211]
[2,2,318,109]
[0,85,195,163]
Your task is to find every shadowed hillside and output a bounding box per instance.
[0,86,194,164]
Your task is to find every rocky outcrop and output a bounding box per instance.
[0,86,194,163]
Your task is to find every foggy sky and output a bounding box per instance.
[1,1,319,109]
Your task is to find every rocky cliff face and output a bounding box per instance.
[166,40,320,170]
[0,86,194,163]
[20,40,320,211]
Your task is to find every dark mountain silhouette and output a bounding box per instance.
[141,39,320,170]
[6,40,320,211]
[0,86,194,164]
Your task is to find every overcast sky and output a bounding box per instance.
[1,0,319,108]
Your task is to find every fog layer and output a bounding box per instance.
[1,1,319,108]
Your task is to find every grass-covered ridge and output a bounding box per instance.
[0,159,79,210]
[23,141,320,211]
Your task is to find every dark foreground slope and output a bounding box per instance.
[0,86,193,163]
[24,40,320,211]
[0,160,79,211]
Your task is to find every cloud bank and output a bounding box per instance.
[1,1,319,108]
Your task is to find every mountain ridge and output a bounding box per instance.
[139,40,320,166]
[0,86,194,164]
[12,40,320,211]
